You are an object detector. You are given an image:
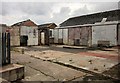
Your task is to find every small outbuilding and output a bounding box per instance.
[38,23,57,45]
[11,19,38,46]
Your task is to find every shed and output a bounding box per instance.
[38,23,57,45]
[55,9,120,47]
[11,19,38,46]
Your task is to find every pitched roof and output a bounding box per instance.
[38,23,57,29]
[60,9,120,27]
[11,19,37,26]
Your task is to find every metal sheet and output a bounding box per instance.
[92,25,117,46]
[74,28,81,45]
[54,29,59,43]
[58,29,63,39]
[80,27,91,46]
[74,28,80,39]
[63,29,68,44]
[68,28,74,45]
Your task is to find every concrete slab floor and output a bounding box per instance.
[11,45,119,81]
[11,51,86,81]
[23,46,118,74]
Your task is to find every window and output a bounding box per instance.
[49,30,52,37]
[33,29,36,37]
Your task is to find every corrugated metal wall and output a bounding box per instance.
[80,27,91,46]
[68,28,75,45]
[53,27,92,46]
[63,29,68,44]
[68,27,91,46]
[20,26,38,46]
[92,24,117,46]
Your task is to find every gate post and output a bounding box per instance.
[7,33,11,64]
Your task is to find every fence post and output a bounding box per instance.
[2,33,6,65]
[7,33,11,64]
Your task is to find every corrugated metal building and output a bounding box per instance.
[11,19,38,46]
[55,9,120,47]
[54,26,92,46]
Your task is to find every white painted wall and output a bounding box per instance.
[20,26,38,45]
[92,24,117,46]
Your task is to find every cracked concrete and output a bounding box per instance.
[11,45,119,81]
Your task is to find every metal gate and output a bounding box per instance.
[0,32,11,66]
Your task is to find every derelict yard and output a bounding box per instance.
[11,45,119,82]
[0,2,120,82]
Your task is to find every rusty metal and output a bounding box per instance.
[68,27,92,46]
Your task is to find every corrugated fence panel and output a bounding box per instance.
[68,28,74,45]
[58,29,63,39]
[74,28,80,39]
[74,28,80,45]
[79,27,89,46]
[92,25,117,46]
[63,29,68,45]
[54,29,59,43]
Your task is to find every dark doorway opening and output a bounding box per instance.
[20,35,28,46]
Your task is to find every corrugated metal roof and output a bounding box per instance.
[11,19,37,26]
[60,9,120,27]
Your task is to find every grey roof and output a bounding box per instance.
[60,9,120,27]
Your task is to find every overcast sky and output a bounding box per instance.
[0,0,119,26]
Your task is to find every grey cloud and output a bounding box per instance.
[90,2,118,13]
[50,7,71,24]
[1,2,54,16]
[0,2,119,25]
[71,2,118,17]
[72,5,89,16]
